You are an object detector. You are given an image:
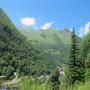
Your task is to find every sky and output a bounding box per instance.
[0,0,90,36]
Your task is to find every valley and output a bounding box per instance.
[0,8,90,90]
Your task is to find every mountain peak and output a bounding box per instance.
[63,28,71,33]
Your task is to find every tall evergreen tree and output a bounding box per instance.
[68,29,85,86]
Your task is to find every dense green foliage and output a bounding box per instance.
[82,31,90,80]
[19,28,81,65]
[68,30,85,85]
[0,8,57,78]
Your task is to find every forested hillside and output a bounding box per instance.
[19,28,81,64]
[29,29,72,64]
[0,8,57,78]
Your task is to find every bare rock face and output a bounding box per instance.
[56,66,65,77]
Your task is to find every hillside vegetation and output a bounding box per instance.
[19,28,81,64]
[0,8,57,78]
[0,8,90,90]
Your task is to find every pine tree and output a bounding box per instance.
[68,29,85,86]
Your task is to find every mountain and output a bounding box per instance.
[19,28,81,64]
[29,29,71,46]
[30,29,71,64]
[0,8,33,77]
[0,8,55,78]
[0,8,82,78]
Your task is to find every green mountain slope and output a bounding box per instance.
[0,8,55,77]
[0,8,33,77]
[20,29,72,64]
[19,28,81,64]
[30,29,72,63]
[29,29,71,45]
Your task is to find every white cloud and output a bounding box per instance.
[79,22,90,37]
[20,17,36,27]
[41,22,53,30]
[69,28,73,32]
[83,22,90,34]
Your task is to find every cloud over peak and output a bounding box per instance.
[41,22,53,30]
[79,22,90,37]
[20,17,36,27]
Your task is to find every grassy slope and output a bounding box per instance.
[19,28,82,65]
[27,29,72,64]
[73,81,90,90]
[28,30,71,46]
[20,78,90,90]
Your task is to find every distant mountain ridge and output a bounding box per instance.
[21,27,82,65]
[19,28,81,64]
